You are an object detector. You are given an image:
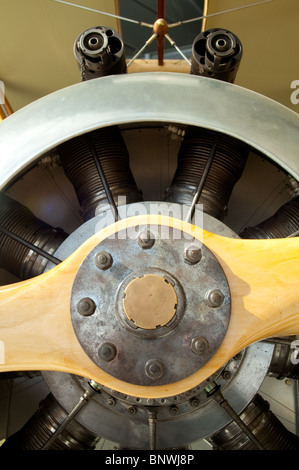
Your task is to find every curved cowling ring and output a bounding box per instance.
[0,72,299,190]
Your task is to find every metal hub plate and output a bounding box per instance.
[70,223,231,386]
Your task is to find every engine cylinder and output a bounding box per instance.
[207,394,299,450]
[164,127,249,220]
[2,393,100,450]
[0,193,67,279]
[240,197,299,238]
[58,126,142,221]
[268,337,299,380]
[0,371,40,381]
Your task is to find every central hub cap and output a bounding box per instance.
[70,219,231,386]
[123,274,177,330]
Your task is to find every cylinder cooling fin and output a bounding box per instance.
[240,197,299,239]
[58,126,143,222]
[0,193,67,280]
[0,66,299,451]
[164,127,249,220]
[1,393,100,450]
[207,394,299,451]
[268,337,299,380]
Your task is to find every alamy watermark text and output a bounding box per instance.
[0,81,5,105]
[290,80,299,105]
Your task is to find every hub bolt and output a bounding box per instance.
[98,342,117,362]
[77,297,96,316]
[137,230,155,249]
[191,336,209,355]
[94,251,113,270]
[145,359,165,379]
[184,245,202,265]
[205,289,224,308]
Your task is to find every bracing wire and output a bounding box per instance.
[48,0,276,66]
[49,0,276,29]
[168,0,276,27]
[48,0,152,27]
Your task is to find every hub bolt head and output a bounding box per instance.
[137,230,155,249]
[184,246,202,265]
[94,251,113,270]
[145,359,164,379]
[77,298,96,316]
[191,336,209,355]
[98,342,117,362]
[205,289,224,308]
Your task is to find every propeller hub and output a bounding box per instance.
[70,216,231,387]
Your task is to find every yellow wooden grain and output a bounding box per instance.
[0,215,298,398]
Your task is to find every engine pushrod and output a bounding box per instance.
[185,135,220,223]
[0,226,62,266]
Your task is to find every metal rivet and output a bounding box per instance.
[169,405,179,415]
[127,406,137,415]
[147,398,155,406]
[191,336,209,355]
[184,245,202,265]
[137,230,155,249]
[98,342,117,362]
[94,251,113,270]
[145,359,164,379]
[106,397,116,407]
[190,397,200,407]
[77,297,96,316]
[222,370,232,380]
[205,289,224,308]
[234,353,242,361]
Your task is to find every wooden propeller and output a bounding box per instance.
[0,214,298,399]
